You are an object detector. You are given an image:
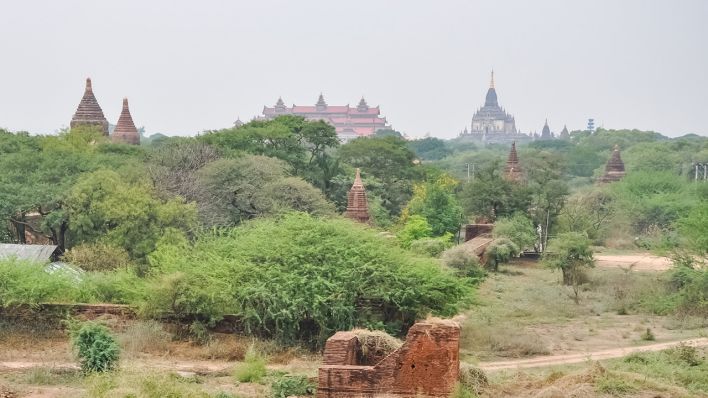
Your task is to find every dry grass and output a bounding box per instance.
[351,328,402,365]
[118,320,171,356]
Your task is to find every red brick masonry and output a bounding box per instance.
[317,320,460,397]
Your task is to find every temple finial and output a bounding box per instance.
[490,70,495,89]
[85,77,92,91]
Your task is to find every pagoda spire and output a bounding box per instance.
[112,98,140,145]
[71,77,109,136]
[344,168,369,223]
[504,141,523,181]
[598,145,626,183]
[490,70,495,89]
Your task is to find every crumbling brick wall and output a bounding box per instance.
[317,320,460,397]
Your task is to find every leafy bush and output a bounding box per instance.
[270,374,315,397]
[458,363,488,395]
[493,213,536,250]
[233,345,267,383]
[0,258,78,307]
[441,245,485,279]
[409,235,452,257]
[145,213,471,347]
[62,242,131,271]
[69,322,120,373]
[484,238,519,272]
[397,215,432,248]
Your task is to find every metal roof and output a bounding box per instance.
[0,244,58,263]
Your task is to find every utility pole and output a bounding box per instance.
[464,163,475,183]
[704,163,707,181]
[696,164,700,182]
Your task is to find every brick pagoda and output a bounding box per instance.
[598,145,626,183]
[70,78,109,135]
[112,98,140,145]
[504,141,523,181]
[344,168,370,223]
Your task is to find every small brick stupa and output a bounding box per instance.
[70,78,109,136]
[504,141,523,181]
[344,168,370,223]
[598,145,626,183]
[112,98,140,145]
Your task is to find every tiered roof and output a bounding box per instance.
[112,98,140,145]
[262,94,390,138]
[344,168,370,223]
[71,78,109,135]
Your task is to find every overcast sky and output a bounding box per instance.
[1,0,706,138]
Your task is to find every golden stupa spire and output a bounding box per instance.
[490,69,495,89]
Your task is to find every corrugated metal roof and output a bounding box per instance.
[0,244,58,263]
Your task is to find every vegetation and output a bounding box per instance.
[233,345,267,383]
[69,321,121,373]
[542,232,594,302]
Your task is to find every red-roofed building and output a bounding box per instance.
[261,95,391,142]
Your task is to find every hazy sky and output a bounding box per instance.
[1,0,706,138]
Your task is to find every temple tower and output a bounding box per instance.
[559,125,570,139]
[344,168,370,223]
[112,98,140,145]
[71,78,109,135]
[598,145,626,183]
[540,119,553,139]
[504,141,523,181]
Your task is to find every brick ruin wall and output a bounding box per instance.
[317,320,460,397]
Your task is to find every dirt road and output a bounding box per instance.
[594,253,673,271]
[478,337,708,371]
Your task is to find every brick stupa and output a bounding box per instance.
[504,141,523,181]
[112,98,140,145]
[598,144,626,183]
[344,168,370,223]
[71,78,109,136]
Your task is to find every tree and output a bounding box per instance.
[146,139,220,201]
[493,213,536,250]
[403,174,463,237]
[337,136,422,216]
[677,202,708,255]
[408,137,451,160]
[558,190,614,242]
[65,170,196,260]
[458,161,529,221]
[542,232,594,303]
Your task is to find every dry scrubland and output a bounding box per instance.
[1,254,707,398]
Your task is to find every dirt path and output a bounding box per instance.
[594,253,673,271]
[478,337,708,371]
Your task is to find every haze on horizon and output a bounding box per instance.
[1,0,706,139]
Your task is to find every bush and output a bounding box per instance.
[397,215,432,248]
[458,363,488,395]
[233,345,267,383]
[441,245,485,279]
[493,213,536,250]
[62,242,131,271]
[409,236,452,257]
[69,322,120,373]
[270,374,315,397]
[119,320,171,354]
[484,238,519,272]
[0,258,78,307]
[145,213,471,347]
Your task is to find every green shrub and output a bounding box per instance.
[145,213,471,347]
[458,363,488,395]
[189,320,211,345]
[493,213,536,250]
[397,215,433,248]
[441,245,485,279]
[233,345,267,383]
[409,235,452,257]
[484,238,519,272]
[62,242,131,271]
[69,322,120,373]
[0,258,78,307]
[270,374,315,397]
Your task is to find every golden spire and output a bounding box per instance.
[490,70,495,89]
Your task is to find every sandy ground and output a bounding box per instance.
[594,253,673,271]
[479,337,708,371]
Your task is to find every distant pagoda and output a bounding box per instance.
[112,98,140,145]
[559,125,569,139]
[598,145,626,183]
[344,168,370,223]
[71,78,109,135]
[504,141,523,181]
